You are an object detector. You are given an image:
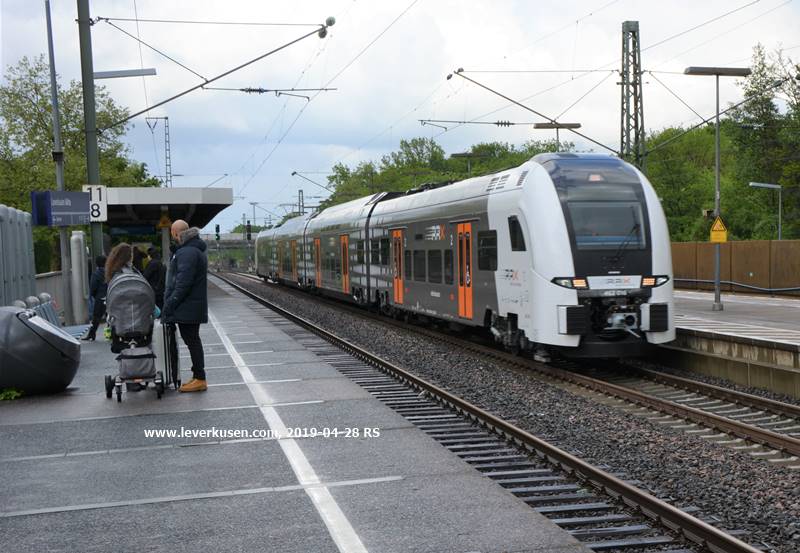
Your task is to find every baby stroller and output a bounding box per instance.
[103,267,178,401]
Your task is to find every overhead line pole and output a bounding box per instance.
[77,0,104,258]
[45,0,74,325]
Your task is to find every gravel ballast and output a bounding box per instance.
[224,275,800,552]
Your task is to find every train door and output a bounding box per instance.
[277,242,284,279]
[457,223,473,319]
[392,229,404,304]
[314,238,321,287]
[340,235,349,294]
[290,240,297,282]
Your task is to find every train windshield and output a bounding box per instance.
[550,160,647,251]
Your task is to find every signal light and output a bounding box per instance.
[215,224,220,241]
[246,221,252,241]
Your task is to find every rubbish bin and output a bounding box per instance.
[0,306,80,394]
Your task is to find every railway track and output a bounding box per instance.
[227,271,800,468]
[215,272,763,553]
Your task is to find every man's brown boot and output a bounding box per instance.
[179,378,208,393]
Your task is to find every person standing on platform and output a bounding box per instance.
[142,246,166,309]
[82,255,107,341]
[163,220,209,393]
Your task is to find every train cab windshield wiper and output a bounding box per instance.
[611,218,641,262]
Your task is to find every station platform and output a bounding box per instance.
[675,289,800,345]
[667,290,800,398]
[0,278,590,553]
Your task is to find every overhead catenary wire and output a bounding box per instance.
[101,23,331,131]
[646,72,705,120]
[419,119,538,127]
[650,0,794,69]
[227,39,332,186]
[646,74,797,156]
[555,70,615,120]
[96,16,322,27]
[238,0,422,197]
[641,0,761,53]
[130,0,162,183]
[437,0,769,139]
[99,18,208,81]
[450,70,618,154]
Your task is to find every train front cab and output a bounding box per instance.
[533,154,675,358]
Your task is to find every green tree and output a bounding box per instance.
[319,137,570,211]
[0,55,160,270]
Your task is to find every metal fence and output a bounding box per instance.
[0,204,37,306]
[672,240,800,295]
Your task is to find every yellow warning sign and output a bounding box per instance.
[710,216,727,243]
[157,214,172,229]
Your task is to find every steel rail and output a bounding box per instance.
[636,367,800,420]
[229,272,800,457]
[215,272,761,553]
[228,271,800,456]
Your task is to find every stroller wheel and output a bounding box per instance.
[156,372,165,399]
[104,375,114,399]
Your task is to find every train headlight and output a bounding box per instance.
[642,275,670,287]
[552,277,589,289]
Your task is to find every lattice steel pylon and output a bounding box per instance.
[145,116,172,187]
[163,117,172,188]
[620,21,645,168]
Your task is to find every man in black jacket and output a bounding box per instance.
[163,220,208,392]
[142,246,166,308]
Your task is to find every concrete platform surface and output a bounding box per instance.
[0,277,590,553]
[675,289,800,346]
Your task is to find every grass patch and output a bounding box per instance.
[0,388,23,401]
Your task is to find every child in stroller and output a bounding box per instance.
[102,243,178,402]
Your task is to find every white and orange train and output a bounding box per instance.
[256,153,675,360]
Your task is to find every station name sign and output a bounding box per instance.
[31,191,90,227]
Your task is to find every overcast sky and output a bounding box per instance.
[2,0,798,232]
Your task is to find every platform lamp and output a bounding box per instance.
[749,182,782,240]
[533,122,581,152]
[684,66,751,311]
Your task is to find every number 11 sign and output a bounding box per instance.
[82,185,108,222]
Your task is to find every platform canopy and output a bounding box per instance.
[106,187,233,229]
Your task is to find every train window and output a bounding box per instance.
[413,250,426,281]
[404,250,412,279]
[380,238,390,266]
[356,240,365,264]
[428,250,442,283]
[444,250,454,284]
[508,216,526,251]
[477,231,498,271]
[370,240,380,265]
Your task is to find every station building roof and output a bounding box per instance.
[106,187,233,229]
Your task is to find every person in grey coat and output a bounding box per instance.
[163,220,208,392]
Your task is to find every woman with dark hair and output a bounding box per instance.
[82,255,107,341]
[105,242,133,283]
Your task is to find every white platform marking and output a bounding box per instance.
[209,310,369,553]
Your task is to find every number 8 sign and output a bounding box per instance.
[82,185,108,222]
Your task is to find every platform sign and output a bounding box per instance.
[710,216,728,243]
[82,185,107,222]
[31,191,90,226]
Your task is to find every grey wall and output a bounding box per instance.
[0,204,37,306]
